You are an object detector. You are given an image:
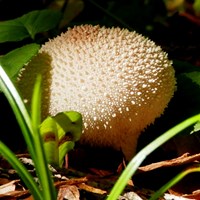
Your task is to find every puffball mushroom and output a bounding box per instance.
[17,25,176,160]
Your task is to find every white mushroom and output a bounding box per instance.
[17,25,176,160]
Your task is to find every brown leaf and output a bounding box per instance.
[183,189,200,199]
[0,180,20,194]
[78,183,107,195]
[55,176,88,188]
[138,153,200,173]
[57,185,80,200]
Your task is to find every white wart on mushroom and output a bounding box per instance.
[17,25,176,160]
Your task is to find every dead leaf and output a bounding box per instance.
[183,189,200,199]
[118,191,143,200]
[57,185,80,200]
[78,183,107,195]
[0,180,20,194]
[138,153,200,172]
[89,168,114,177]
[55,176,88,188]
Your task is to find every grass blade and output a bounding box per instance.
[31,75,57,199]
[0,64,36,160]
[107,113,200,200]
[149,165,200,200]
[0,141,42,199]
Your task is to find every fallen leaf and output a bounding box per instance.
[57,185,80,200]
[78,183,107,195]
[138,153,200,172]
[0,180,19,194]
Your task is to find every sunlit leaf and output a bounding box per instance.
[0,43,40,79]
[40,111,82,167]
[0,9,62,42]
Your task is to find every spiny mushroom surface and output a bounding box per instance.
[17,25,176,160]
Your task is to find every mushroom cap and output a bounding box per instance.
[17,25,176,160]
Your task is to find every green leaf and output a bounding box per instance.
[40,111,82,167]
[59,141,75,167]
[40,116,59,166]
[0,19,29,42]
[183,71,200,86]
[0,43,40,79]
[0,9,62,42]
[20,9,62,39]
[54,111,83,142]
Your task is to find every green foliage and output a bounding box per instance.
[149,165,200,200]
[0,43,40,79]
[107,113,200,200]
[0,142,42,199]
[31,75,57,199]
[0,9,62,42]
[40,111,82,167]
[0,65,56,199]
[0,2,200,199]
[0,64,83,199]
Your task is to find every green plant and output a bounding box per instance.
[1,4,200,200]
[149,164,200,200]
[1,60,199,199]
[0,65,56,199]
[0,64,83,199]
[107,113,200,200]
[40,111,82,167]
[0,9,61,42]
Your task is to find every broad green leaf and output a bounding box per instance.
[54,111,83,142]
[0,20,29,42]
[55,111,82,166]
[20,9,62,39]
[0,43,40,79]
[0,9,62,42]
[40,111,82,167]
[40,116,59,166]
